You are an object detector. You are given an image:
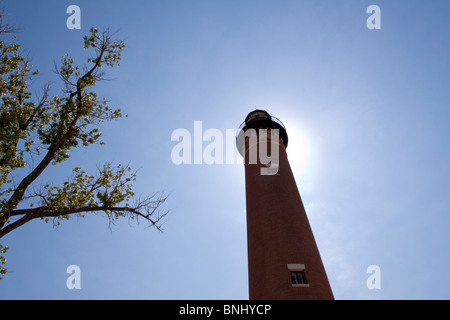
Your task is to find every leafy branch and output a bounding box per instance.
[0,15,168,278]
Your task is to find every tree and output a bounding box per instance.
[0,12,168,278]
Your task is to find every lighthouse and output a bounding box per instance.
[236,110,334,300]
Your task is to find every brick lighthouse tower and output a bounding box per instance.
[236,110,334,300]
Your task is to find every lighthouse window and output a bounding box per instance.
[291,271,306,285]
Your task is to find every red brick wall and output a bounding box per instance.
[243,131,334,300]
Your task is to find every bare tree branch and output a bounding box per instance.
[0,192,168,238]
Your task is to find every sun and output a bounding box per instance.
[283,122,310,176]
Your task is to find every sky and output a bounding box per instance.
[0,0,449,300]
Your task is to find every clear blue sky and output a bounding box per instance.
[1,0,449,299]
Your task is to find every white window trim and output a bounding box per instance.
[288,264,310,287]
[287,264,306,271]
[292,283,310,288]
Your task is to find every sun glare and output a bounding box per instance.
[284,122,310,176]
